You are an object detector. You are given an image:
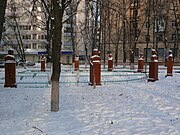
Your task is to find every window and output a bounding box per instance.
[26,25,31,30]
[64,27,73,33]
[38,44,45,49]
[157,48,164,57]
[25,44,31,49]
[33,43,37,49]
[33,25,37,30]
[38,35,46,39]
[19,25,31,30]
[144,48,151,58]
[79,55,86,61]
[66,56,70,64]
[22,35,31,39]
[19,25,23,30]
[170,48,178,57]
[63,42,72,50]
[33,34,37,39]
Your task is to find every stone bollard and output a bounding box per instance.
[137,53,144,72]
[148,49,158,82]
[89,49,101,85]
[108,53,113,71]
[166,50,173,76]
[4,49,17,88]
[41,56,46,72]
[74,56,79,71]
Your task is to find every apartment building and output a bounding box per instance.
[101,0,180,64]
[0,0,47,62]
[0,0,76,64]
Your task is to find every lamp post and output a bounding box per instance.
[164,37,168,66]
[155,17,159,51]
[131,0,138,70]
[145,0,151,73]
[173,38,176,62]
[134,0,138,45]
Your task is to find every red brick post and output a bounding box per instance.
[74,56,79,71]
[4,49,17,88]
[166,50,173,76]
[41,56,46,72]
[108,53,113,71]
[137,53,144,72]
[89,49,101,85]
[148,49,158,82]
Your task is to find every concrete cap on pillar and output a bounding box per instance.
[93,49,99,55]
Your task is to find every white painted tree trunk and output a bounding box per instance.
[51,80,59,112]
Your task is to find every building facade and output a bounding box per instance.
[0,0,47,62]
[101,0,180,65]
[0,0,77,64]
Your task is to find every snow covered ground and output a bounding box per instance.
[0,64,180,135]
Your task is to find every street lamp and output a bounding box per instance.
[164,37,168,66]
[145,0,151,74]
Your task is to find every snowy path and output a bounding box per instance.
[0,67,180,135]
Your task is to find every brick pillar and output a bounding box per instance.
[166,50,173,76]
[41,56,46,72]
[74,56,79,71]
[89,49,101,85]
[108,53,113,71]
[4,49,17,88]
[148,49,158,82]
[137,53,144,72]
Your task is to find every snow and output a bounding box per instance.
[0,64,180,135]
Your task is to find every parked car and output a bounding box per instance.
[16,60,35,67]
[25,61,35,66]
[16,60,24,66]
[0,60,5,68]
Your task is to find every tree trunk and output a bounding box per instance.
[51,0,64,112]
[51,80,59,111]
[0,0,7,42]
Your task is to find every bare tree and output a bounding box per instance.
[0,0,7,42]
[171,0,180,61]
[3,0,26,62]
[51,0,81,111]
